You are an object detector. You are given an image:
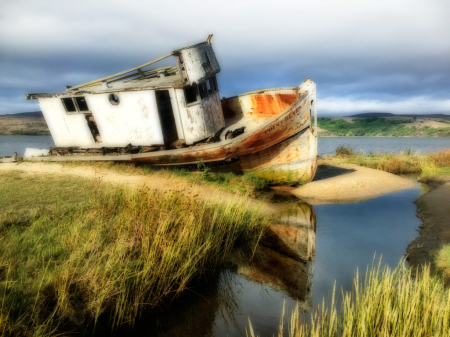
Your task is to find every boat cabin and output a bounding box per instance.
[26,36,225,149]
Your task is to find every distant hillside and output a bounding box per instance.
[0,111,43,118]
[317,115,450,137]
[0,111,49,135]
[349,112,450,119]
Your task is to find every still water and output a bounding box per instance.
[318,137,450,156]
[0,135,54,157]
[215,188,422,336]
[0,135,449,157]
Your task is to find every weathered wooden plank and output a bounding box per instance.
[69,54,172,90]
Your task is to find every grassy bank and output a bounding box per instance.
[318,117,450,137]
[0,170,94,223]
[323,147,450,177]
[42,161,269,196]
[249,261,450,336]
[0,171,267,336]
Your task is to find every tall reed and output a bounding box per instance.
[249,261,450,337]
[0,182,267,336]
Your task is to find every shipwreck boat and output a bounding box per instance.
[24,36,318,185]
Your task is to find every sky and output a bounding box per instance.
[1,0,449,116]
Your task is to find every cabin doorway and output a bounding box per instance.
[85,114,102,143]
[155,90,178,147]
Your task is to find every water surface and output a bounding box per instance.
[1,135,448,157]
[0,135,54,157]
[319,137,450,156]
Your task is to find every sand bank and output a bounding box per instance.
[1,162,417,208]
[407,176,450,270]
[292,164,416,204]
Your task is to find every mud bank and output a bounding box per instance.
[406,175,450,270]
[292,164,416,204]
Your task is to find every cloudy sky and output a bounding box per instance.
[1,0,449,115]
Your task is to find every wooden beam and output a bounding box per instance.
[107,66,172,84]
[69,53,173,90]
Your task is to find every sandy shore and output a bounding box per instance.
[292,163,416,204]
[406,176,450,270]
[1,161,417,207]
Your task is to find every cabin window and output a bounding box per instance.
[198,82,207,99]
[206,79,212,95]
[184,85,197,104]
[62,98,77,112]
[109,93,120,105]
[211,75,218,92]
[75,97,89,111]
[204,52,212,69]
[62,97,90,113]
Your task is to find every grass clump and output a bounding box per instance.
[335,145,356,157]
[249,261,450,337]
[436,244,450,278]
[0,173,267,336]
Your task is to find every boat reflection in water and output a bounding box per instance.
[234,200,316,312]
[111,199,316,337]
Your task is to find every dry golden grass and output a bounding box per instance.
[249,261,450,337]
[431,149,450,167]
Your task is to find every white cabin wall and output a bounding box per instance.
[175,88,206,144]
[168,88,185,141]
[87,90,164,146]
[208,93,225,130]
[38,97,95,147]
[175,90,224,144]
[181,43,220,85]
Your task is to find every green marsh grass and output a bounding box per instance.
[0,170,93,223]
[248,261,450,337]
[317,117,450,137]
[0,171,267,336]
[328,147,450,177]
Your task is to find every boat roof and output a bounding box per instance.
[26,36,216,99]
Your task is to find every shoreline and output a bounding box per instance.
[406,175,450,271]
[0,161,418,206]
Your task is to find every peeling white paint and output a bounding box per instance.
[181,43,220,85]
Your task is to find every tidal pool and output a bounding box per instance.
[110,186,422,337]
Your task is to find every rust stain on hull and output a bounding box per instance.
[249,92,299,116]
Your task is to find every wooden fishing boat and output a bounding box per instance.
[23,37,318,185]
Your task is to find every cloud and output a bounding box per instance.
[320,96,450,115]
[0,0,449,114]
